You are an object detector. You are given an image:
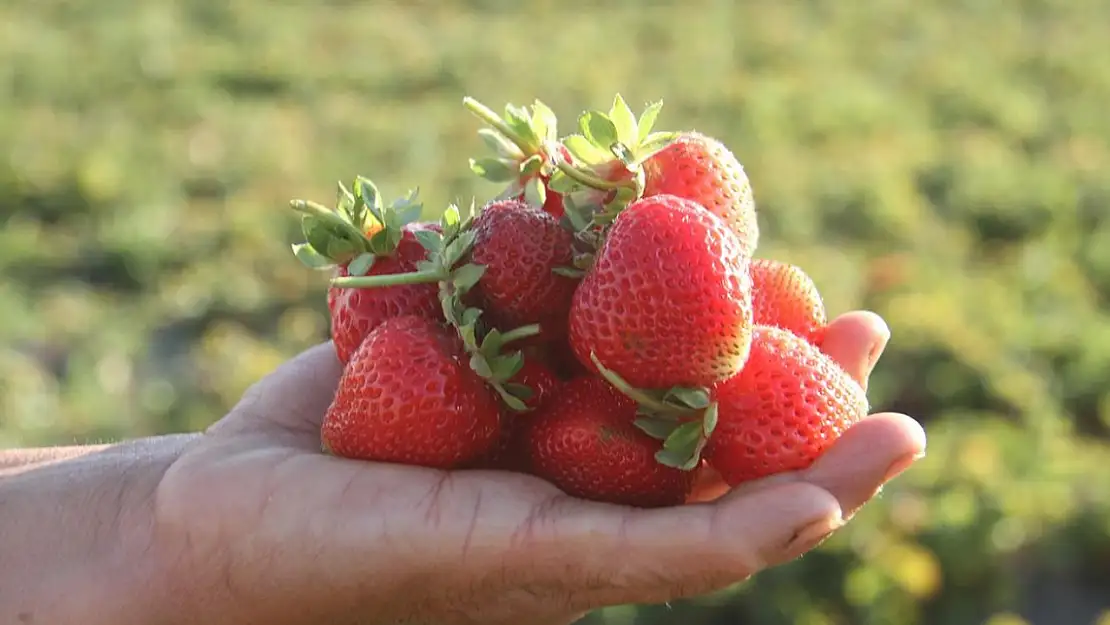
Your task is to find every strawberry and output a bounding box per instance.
[569,193,754,390]
[749,258,827,344]
[329,202,544,414]
[468,198,578,343]
[327,223,442,363]
[641,132,759,255]
[321,315,502,468]
[463,97,574,219]
[552,95,759,256]
[290,178,440,363]
[525,376,699,508]
[472,357,561,472]
[701,325,867,485]
[593,325,868,487]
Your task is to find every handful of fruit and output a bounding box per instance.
[288,95,870,508]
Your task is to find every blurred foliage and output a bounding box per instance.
[2,0,1109,623]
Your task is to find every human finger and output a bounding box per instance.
[532,481,843,610]
[799,411,926,518]
[214,341,343,439]
[819,310,891,389]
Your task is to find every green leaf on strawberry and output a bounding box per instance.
[462,96,564,212]
[566,94,678,169]
[470,157,519,183]
[331,199,545,413]
[290,242,333,271]
[345,252,377,277]
[288,176,426,269]
[544,95,685,253]
[589,351,719,471]
[632,416,683,441]
[501,382,535,401]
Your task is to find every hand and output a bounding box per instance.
[149,310,925,625]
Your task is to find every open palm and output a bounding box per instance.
[152,310,925,625]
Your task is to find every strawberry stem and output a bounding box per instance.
[499,324,542,345]
[290,198,339,220]
[463,97,537,153]
[331,269,445,288]
[555,159,632,192]
[290,199,368,243]
[589,352,687,416]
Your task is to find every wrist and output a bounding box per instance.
[0,434,199,625]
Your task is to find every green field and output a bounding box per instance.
[2,0,1109,623]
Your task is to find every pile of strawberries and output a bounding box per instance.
[288,95,869,508]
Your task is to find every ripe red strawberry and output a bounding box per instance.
[290,179,441,363]
[749,258,827,344]
[472,357,560,472]
[327,223,441,363]
[555,96,759,255]
[640,132,758,255]
[703,325,868,485]
[321,315,502,468]
[464,97,574,219]
[525,376,699,507]
[569,194,754,389]
[468,199,578,344]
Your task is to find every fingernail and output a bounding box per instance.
[883,452,922,484]
[785,515,844,554]
[862,336,888,376]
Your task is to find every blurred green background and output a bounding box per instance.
[2,0,1109,623]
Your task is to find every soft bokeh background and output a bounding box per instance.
[3,0,1109,623]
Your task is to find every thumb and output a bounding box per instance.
[210,341,343,440]
[536,482,843,610]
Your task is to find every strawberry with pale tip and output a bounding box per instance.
[702,325,868,484]
[750,258,828,344]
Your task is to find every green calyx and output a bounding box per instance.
[289,176,425,275]
[428,203,542,412]
[462,96,563,210]
[333,200,541,413]
[549,93,679,197]
[589,352,717,471]
[562,94,679,171]
[543,95,681,269]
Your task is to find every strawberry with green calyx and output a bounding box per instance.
[462,96,573,219]
[524,375,700,508]
[543,95,679,271]
[549,94,760,257]
[591,324,870,485]
[289,176,441,363]
[332,203,541,412]
[589,352,718,472]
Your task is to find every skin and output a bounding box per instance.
[0,310,925,625]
